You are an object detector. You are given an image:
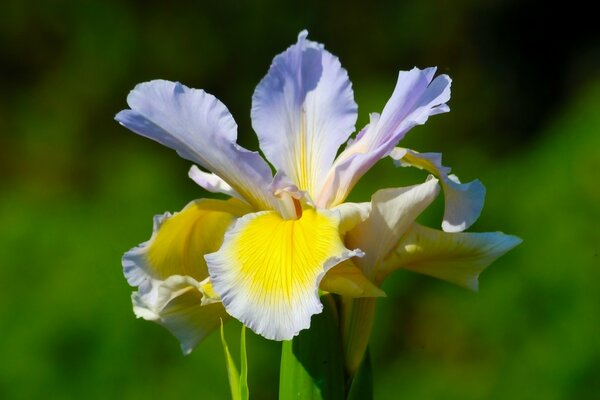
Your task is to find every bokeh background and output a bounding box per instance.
[1,1,598,399]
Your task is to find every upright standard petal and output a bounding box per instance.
[116,80,275,210]
[345,178,440,280]
[252,30,357,198]
[378,224,522,290]
[317,68,451,208]
[390,148,486,232]
[205,208,361,340]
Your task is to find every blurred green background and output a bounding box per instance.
[1,0,598,399]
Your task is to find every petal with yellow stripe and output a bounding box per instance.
[122,198,250,352]
[206,208,361,340]
[123,198,251,284]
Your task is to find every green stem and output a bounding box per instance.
[279,294,345,400]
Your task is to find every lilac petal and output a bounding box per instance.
[251,30,357,198]
[316,68,451,208]
[390,148,486,232]
[116,80,275,210]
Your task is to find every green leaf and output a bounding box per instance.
[220,320,249,400]
[279,295,345,400]
[240,326,249,400]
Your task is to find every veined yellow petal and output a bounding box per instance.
[206,209,361,340]
[122,198,249,353]
[378,223,522,290]
[124,198,251,284]
[320,260,386,298]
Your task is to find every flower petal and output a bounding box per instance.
[378,223,522,290]
[317,68,451,208]
[205,208,361,340]
[346,178,440,280]
[332,201,371,234]
[390,148,486,232]
[251,30,357,198]
[133,275,229,354]
[188,165,244,201]
[320,260,386,298]
[123,198,250,284]
[116,80,276,210]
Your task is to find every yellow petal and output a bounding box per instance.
[320,260,386,298]
[378,223,522,290]
[123,198,251,284]
[206,208,361,340]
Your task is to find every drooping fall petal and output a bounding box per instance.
[133,275,229,355]
[205,209,362,340]
[378,223,522,290]
[122,198,249,352]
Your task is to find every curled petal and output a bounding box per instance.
[133,275,228,354]
[252,30,357,198]
[116,80,276,210]
[317,68,451,208]
[346,178,440,279]
[390,148,486,232]
[205,208,361,340]
[378,223,522,290]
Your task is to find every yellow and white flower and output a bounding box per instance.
[116,31,520,354]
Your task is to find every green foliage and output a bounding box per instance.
[279,295,346,400]
[220,323,249,400]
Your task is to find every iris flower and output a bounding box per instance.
[116,31,520,355]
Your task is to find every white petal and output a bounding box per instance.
[391,148,486,232]
[346,178,440,279]
[251,30,357,198]
[133,275,228,354]
[116,80,275,210]
[317,68,451,208]
[379,223,522,290]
